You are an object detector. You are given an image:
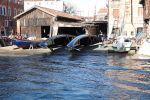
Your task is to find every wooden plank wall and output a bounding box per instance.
[18,9,54,38]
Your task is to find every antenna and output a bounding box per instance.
[131,0,133,24]
[94,5,96,21]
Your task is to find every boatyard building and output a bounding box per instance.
[14,6,85,38]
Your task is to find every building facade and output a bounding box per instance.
[140,0,150,37]
[0,0,24,36]
[24,0,64,11]
[97,7,108,21]
[108,0,143,38]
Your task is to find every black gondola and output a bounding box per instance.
[67,34,101,51]
[39,34,75,49]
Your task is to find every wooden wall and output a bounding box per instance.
[17,9,55,38]
[16,8,83,38]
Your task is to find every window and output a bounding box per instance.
[4,20,8,27]
[0,6,2,15]
[8,7,11,16]
[2,6,6,16]
[4,20,12,27]
[113,9,119,18]
[0,6,7,16]
[14,8,17,16]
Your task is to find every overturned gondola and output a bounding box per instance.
[67,34,101,51]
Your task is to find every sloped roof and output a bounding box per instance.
[14,6,83,21]
[98,8,108,14]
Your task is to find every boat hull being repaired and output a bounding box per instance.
[67,34,101,51]
[39,34,75,49]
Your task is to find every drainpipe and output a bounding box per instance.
[131,0,136,34]
[131,0,133,24]
[107,0,109,39]
[93,5,96,21]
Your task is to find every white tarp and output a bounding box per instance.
[138,39,150,56]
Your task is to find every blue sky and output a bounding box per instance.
[63,0,107,16]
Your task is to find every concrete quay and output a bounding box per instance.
[0,43,149,60]
[0,45,52,56]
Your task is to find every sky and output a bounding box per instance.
[63,0,107,17]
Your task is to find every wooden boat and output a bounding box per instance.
[39,34,75,48]
[12,39,44,49]
[112,36,132,53]
[67,34,100,51]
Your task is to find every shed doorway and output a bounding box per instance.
[41,26,50,38]
[58,27,85,36]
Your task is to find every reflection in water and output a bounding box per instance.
[112,82,150,94]
[0,50,150,100]
[106,54,150,99]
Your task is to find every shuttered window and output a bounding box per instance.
[113,9,119,18]
[0,6,2,15]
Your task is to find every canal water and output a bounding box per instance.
[0,48,150,100]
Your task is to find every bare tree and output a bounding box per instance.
[63,3,77,15]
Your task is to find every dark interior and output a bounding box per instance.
[96,23,108,38]
[54,36,74,46]
[75,36,99,47]
[41,26,50,38]
[48,35,74,48]
[58,27,85,36]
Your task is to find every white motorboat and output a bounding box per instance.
[112,36,132,53]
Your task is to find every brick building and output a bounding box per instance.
[0,0,24,36]
[108,0,143,38]
[97,7,108,21]
[140,0,150,37]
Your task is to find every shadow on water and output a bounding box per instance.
[0,47,150,100]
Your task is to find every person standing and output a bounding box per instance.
[98,30,105,45]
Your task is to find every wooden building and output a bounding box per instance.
[14,6,85,38]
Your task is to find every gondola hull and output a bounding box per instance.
[39,34,75,48]
[67,34,100,51]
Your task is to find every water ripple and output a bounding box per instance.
[0,50,150,99]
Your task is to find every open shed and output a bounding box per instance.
[14,6,85,38]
